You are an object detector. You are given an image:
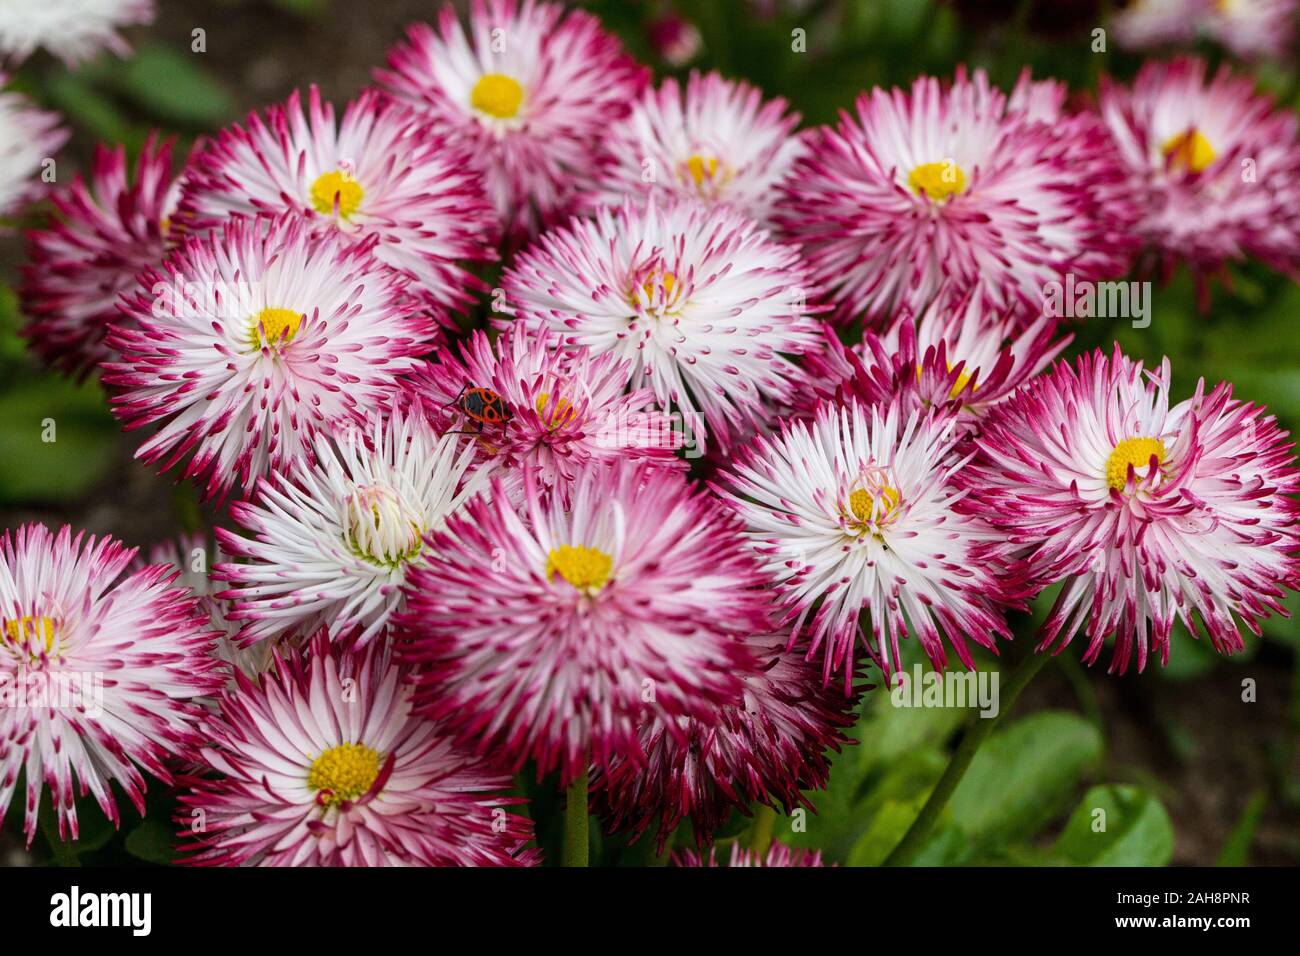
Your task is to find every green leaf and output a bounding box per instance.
[41,72,132,144]
[1051,785,1174,866]
[110,44,234,127]
[124,819,175,865]
[948,711,1104,843]
[0,378,119,505]
[1215,790,1267,867]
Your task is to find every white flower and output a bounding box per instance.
[217,402,485,647]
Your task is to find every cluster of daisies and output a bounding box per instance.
[1,0,1299,867]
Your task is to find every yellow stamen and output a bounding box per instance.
[1162,128,1215,174]
[248,307,305,350]
[917,362,977,399]
[546,544,613,593]
[849,486,901,525]
[639,271,677,304]
[307,742,382,808]
[908,160,967,201]
[309,169,365,219]
[534,392,576,429]
[3,615,58,656]
[471,73,525,119]
[1106,436,1166,491]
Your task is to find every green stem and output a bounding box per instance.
[881,648,1051,867]
[748,803,777,859]
[562,766,589,868]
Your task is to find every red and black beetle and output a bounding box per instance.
[444,384,513,435]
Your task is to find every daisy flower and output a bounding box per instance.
[774,68,1138,324]
[802,287,1071,434]
[0,0,152,67]
[375,0,647,239]
[587,71,805,227]
[397,461,771,786]
[0,523,222,847]
[595,631,860,848]
[21,134,179,379]
[1111,0,1203,50]
[216,402,485,648]
[674,842,827,867]
[178,633,537,867]
[646,12,703,68]
[1098,57,1300,286]
[718,399,1017,685]
[0,78,66,219]
[104,212,437,500]
[1203,0,1297,61]
[175,86,496,313]
[961,347,1300,674]
[503,196,827,454]
[407,327,683,497]
[145,534,275,679]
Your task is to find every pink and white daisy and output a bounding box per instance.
[0,0,153,67]
[595,631,860,848]
[144,534,275,679]
[1203,0,1298,61]
[175,86,496,313]
[802,288,1071,434]
[216,402,485,648]
[0,78,66,219]
[375,0,647,240]
[1098,57,1300,286]
[397,461,772,786]
[646,12,703,67]
[1111,0,1203,51]
[178,633,537,867]
[21,134,179,379]
[774,68,1138,324]
[104,213,437,500]
[961,347,1300,674]
[587,71,805,227]
[674,842,827,867]
[503,196,826,454]
[718,399,1017,685]
[407,327,683,498]
[0,523,222,847]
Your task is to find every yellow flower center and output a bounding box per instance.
[1106,436,1167,491]
[1162,128,1215,174]
[471,73,524,119]
[248,307,305,350]
[307,742,382,808]
[309,169,365,219]
[849,486,901,525]
[546,545,613,593]
[535,392,576,429]
[684,153,732,196]
[636,271,678,308]
[917,362,977,399]
[908,160,967,201]
[3,615,58,657]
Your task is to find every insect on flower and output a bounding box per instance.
[444,383,515,437]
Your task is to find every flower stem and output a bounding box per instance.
[748,803,777,859]
[881,648,1051,866]
[563,766,589,867]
